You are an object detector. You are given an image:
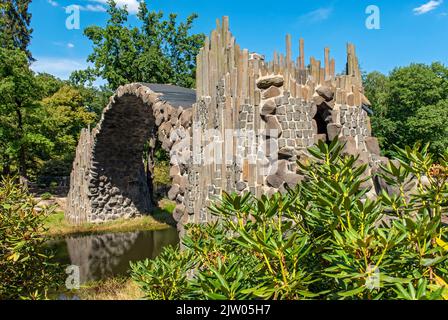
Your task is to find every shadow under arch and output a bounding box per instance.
[92,92,156,217]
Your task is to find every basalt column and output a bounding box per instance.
[179,17,385,229]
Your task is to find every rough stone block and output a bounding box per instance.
[276,105,286,115]
[173,204,186,222]
[169,165,180,177]
[262,86,282,99]
[347,93,355,106]
[278,139,286,148]
[314,134,327,144]
[266,174,284,189]
[277,115,287,122]
[327,124,342,141]
[316,85,335,101]
[340,136,358,156]
[283,173,304,188]
[312,95,326,106]
[168,184,180,200]
[261,99,276,115]
[365,137,381,155]
[236,181,247,192]
[278,147,294,159]
[264,115,282,137]
[180,109,192,128]
[293,112,300,121]
[256,75,284,89]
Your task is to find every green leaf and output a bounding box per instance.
[338,286,366,298]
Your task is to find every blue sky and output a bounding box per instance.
[29,0,448,82]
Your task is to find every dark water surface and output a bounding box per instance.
[47,228,179,284]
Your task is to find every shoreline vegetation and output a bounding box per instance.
[43,199,177,238]
[55,277,144,300]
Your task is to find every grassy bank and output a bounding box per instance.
[79,278,142,300]
[44,199,177,238]
[56,277,143,300]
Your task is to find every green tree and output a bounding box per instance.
[37,85,97,177]
[0,0,33,61]
[363,71,397,150]
[364,63,448,156]
[72,84,112,117]
[0,50,102,179]
[34,73,65,98]
[71,0,205,90]
[23,83,101,181]
[0,47,39,178]
[407,101,448,154]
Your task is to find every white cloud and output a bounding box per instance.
[31,57,87,80]
[83,4,107,12]
[68,4,107,12]
[52,42,76,49]
[413,0,443,15]
[61,1,140,14]
[299,7,333,23]
[89,0,141,14]
[47,0,58,7]
[31,57,106,87]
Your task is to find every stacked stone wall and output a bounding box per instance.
[176,17,383,229]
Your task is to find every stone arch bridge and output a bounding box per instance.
[67,17,386,234]
[66,83,194,226]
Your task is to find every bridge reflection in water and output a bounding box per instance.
[50,228,179,284]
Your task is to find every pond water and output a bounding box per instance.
[47,228,179,284]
